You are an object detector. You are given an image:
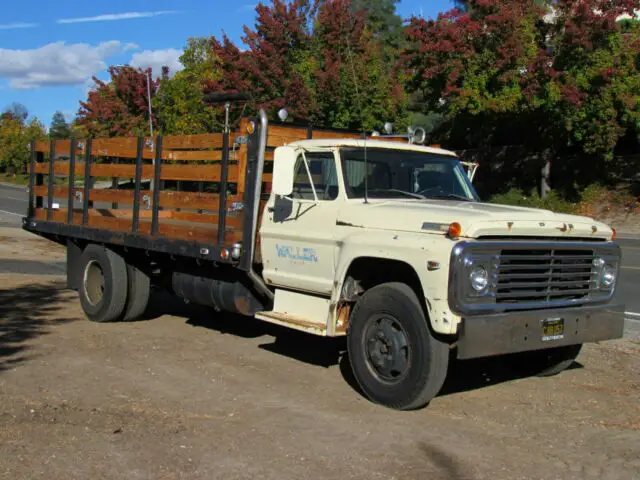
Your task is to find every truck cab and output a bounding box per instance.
[256,138,623,409]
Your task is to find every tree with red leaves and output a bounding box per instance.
[205,0,406,130]
[76,66,159,138]
[403,0,640,196]
[207,0,317,122]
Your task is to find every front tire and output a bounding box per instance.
[78,244,128,323]
[347,282,449,410]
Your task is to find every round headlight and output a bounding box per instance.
[469,265,488,292]
[601,264,616,288]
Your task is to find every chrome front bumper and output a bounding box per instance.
[455,303,625,359]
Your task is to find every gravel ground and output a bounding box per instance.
[0,231,638,480]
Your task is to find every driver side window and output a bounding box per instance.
[292,152,339,201]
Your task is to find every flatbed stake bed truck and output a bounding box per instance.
[23,110,625,410]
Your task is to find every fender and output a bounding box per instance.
[328,228,462,336]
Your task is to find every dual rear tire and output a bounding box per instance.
[77,244,151,323]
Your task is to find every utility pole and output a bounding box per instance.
[146,70,154,139]
[145,69,155,193]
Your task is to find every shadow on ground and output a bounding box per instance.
[0,259,65,276]
[138,289,574,402]
[143,289,347,366]
[0,281,76,372]
[438,354,583,397]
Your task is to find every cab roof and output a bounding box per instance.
[286,138,458,158]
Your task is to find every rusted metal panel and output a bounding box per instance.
[334,302,352,335]
[254,311,327,336]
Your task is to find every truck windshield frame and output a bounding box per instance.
[338,147,480,202]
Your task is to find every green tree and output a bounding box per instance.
[350,0,404,54]
[0,107,46,174]
[49,111,71,139]
[310,0,407,130]
[155,37,222,135]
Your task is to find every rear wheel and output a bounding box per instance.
[347,282,449,410]
[120,263,151,321]
[78,244,128,323]
[508,344,583,377]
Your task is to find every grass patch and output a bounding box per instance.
[1,173,29,186]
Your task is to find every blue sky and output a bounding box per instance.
[0,0,455,129]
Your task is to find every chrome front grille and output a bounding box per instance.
[495,249,595,303]
[449,241,620,315]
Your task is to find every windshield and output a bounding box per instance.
[339,147,479,201]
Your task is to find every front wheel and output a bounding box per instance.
[347,282,449,410]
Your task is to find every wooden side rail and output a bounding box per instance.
[27,118,365,258]
[32,163,239,182]
[33,207,243,243]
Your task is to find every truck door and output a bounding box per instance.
[259,149,341,295]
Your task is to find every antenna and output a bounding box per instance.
[344,24,368,203]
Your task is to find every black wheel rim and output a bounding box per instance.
[363,314,410,383]
[84,260,105,306]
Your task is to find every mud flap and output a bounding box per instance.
[66,239,82,290]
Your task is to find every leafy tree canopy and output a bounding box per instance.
[49,111,72,139]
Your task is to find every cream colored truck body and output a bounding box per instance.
[256,139,622,354]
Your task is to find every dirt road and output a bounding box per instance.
[0,231,639,480]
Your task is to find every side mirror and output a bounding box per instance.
[272,146,298,196]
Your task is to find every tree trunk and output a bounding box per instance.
[540,150,552,198]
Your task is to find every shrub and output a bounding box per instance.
[488,184,640,221]
[488,188,576,214]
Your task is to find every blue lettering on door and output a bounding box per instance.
[276,245,319,263]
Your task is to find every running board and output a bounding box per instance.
[254,311,327,336]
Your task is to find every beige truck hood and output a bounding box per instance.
[337,199,614,240]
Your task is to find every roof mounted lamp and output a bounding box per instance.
[408,126,426,145]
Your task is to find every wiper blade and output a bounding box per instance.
[425,194,472,202]
[368,188,426,199]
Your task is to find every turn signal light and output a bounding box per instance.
[611,228,617,241]
[447,222,462,239]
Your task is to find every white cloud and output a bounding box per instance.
[57,11,178,24]
[130,49,184,77]
[0,22,38,30]
[0,41,138,90]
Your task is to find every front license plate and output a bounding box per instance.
[541,318,565,341]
